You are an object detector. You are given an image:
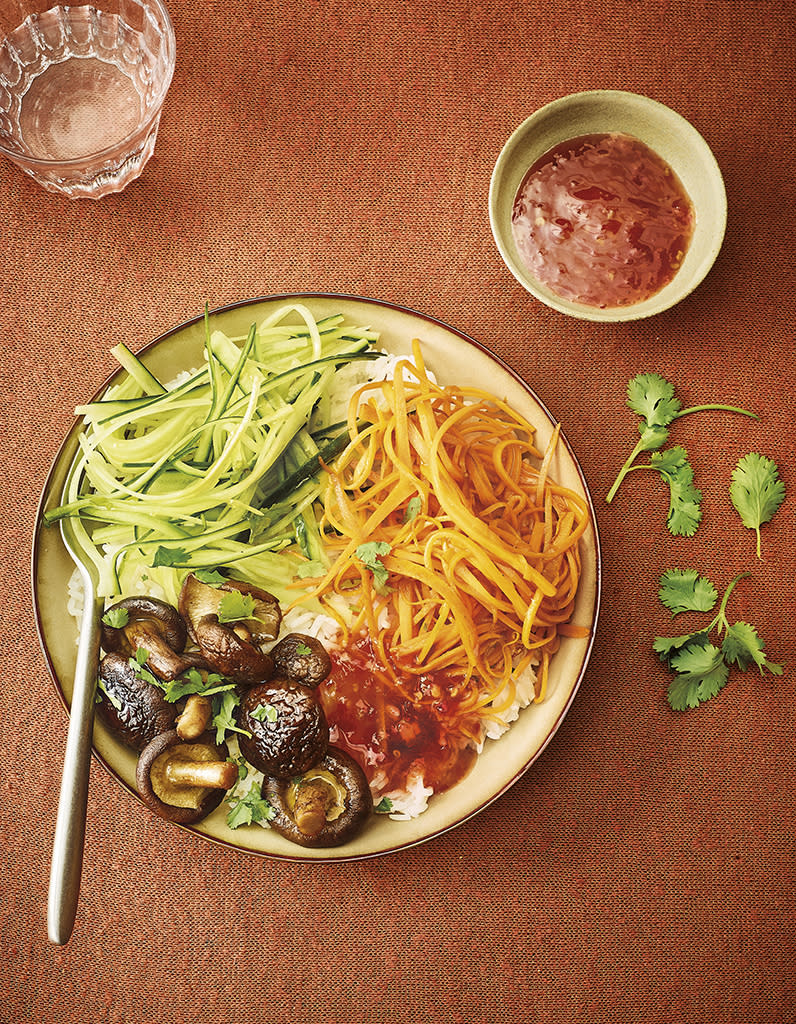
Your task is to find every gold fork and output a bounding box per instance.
[47,456,104,945]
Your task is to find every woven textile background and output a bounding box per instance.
[1,1,794,1022]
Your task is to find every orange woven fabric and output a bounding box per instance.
[1,1,794,1022]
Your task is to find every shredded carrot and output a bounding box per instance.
[297,339,588,717]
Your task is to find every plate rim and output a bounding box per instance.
[32,292,602,862]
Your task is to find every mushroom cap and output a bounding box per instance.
[96,652,176,751]
[101,596,194,681]
[136,729,234,825]
[102,596,187,651]
[178,573,280,684]
[269,632,332,688]
[191,618,274,686]
[179,573,282,645]
[237,678,329,778]
[264,746,374,848]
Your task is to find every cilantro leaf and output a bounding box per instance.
[722,621,784,675]
[211,690,249,744]
[162,667,207,702]
[667,643,730,710]
[250,702,279,724]
[96,676,123,710]
[606,373,757,534]
[636,422,671,453]
[658,569,718,616]
[226,790,277,829]
[649,445,688,474]
[653,630,711,662]
[152,545,191,568]
[374,796,394,814]
[655,571,783,710]
[161,668,237,703]
[652,451,702,537]
[194,568,227,586]
[356,540,392,594]
[626,373,682,427]
[729,453,785,559]
[217,590,257,623]
[129,647,159,687]
[405,496,422,522]
[101,606,129,629]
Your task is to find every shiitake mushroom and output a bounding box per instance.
[178,573,280,685]
[96,652,176,750]
[100,596,197,681]
[136,729,237,825]
[269,632,332,688]
[97,581,373,845]
[237,678,329,779]
[263,747,373,848]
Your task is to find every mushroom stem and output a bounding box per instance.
[175,694,213,740]
[294,778,337,837]
[165,760,238,790]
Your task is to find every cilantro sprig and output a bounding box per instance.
[606,373,758,536]
[101,606,129,629]
[653,569,783,710]
[356,540,392,594]
[729,453,785,559]
[217,589,258,623]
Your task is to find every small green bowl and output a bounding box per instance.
[489,90,727,323]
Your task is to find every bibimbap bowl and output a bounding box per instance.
[33,294,601,861]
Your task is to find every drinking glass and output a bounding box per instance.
[0,0,175,198]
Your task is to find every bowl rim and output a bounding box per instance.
[488,89,728,323]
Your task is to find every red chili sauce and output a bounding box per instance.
[319,637,480,799]
[511,133,694,309]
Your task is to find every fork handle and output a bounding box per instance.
[47,597,103,945]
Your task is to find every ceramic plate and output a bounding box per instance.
[33,294,601,861]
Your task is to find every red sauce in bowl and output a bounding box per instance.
[319,637,480,800]
[511,132,694,309]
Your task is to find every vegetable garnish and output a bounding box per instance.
[729,453,785,559]
[654,570,783,710]
[101,606,129,629]
[225,787,277,829]
[251,702,279,724]
[657,568,717,616]
[211,690,249,745]
[606,373,758,536]
[355,541,392,595]
[298,338,589,716]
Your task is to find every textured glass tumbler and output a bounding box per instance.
[0,0,175,197]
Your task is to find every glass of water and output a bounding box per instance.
[0,0,175,198]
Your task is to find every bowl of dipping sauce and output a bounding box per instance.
[489,91,727,322]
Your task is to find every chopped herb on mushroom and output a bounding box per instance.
[178,573,280,684]
[237,679,328,779]
[270,633,332,688]
[96,652,176,751]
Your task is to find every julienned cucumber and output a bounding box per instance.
[46,304,383,606]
